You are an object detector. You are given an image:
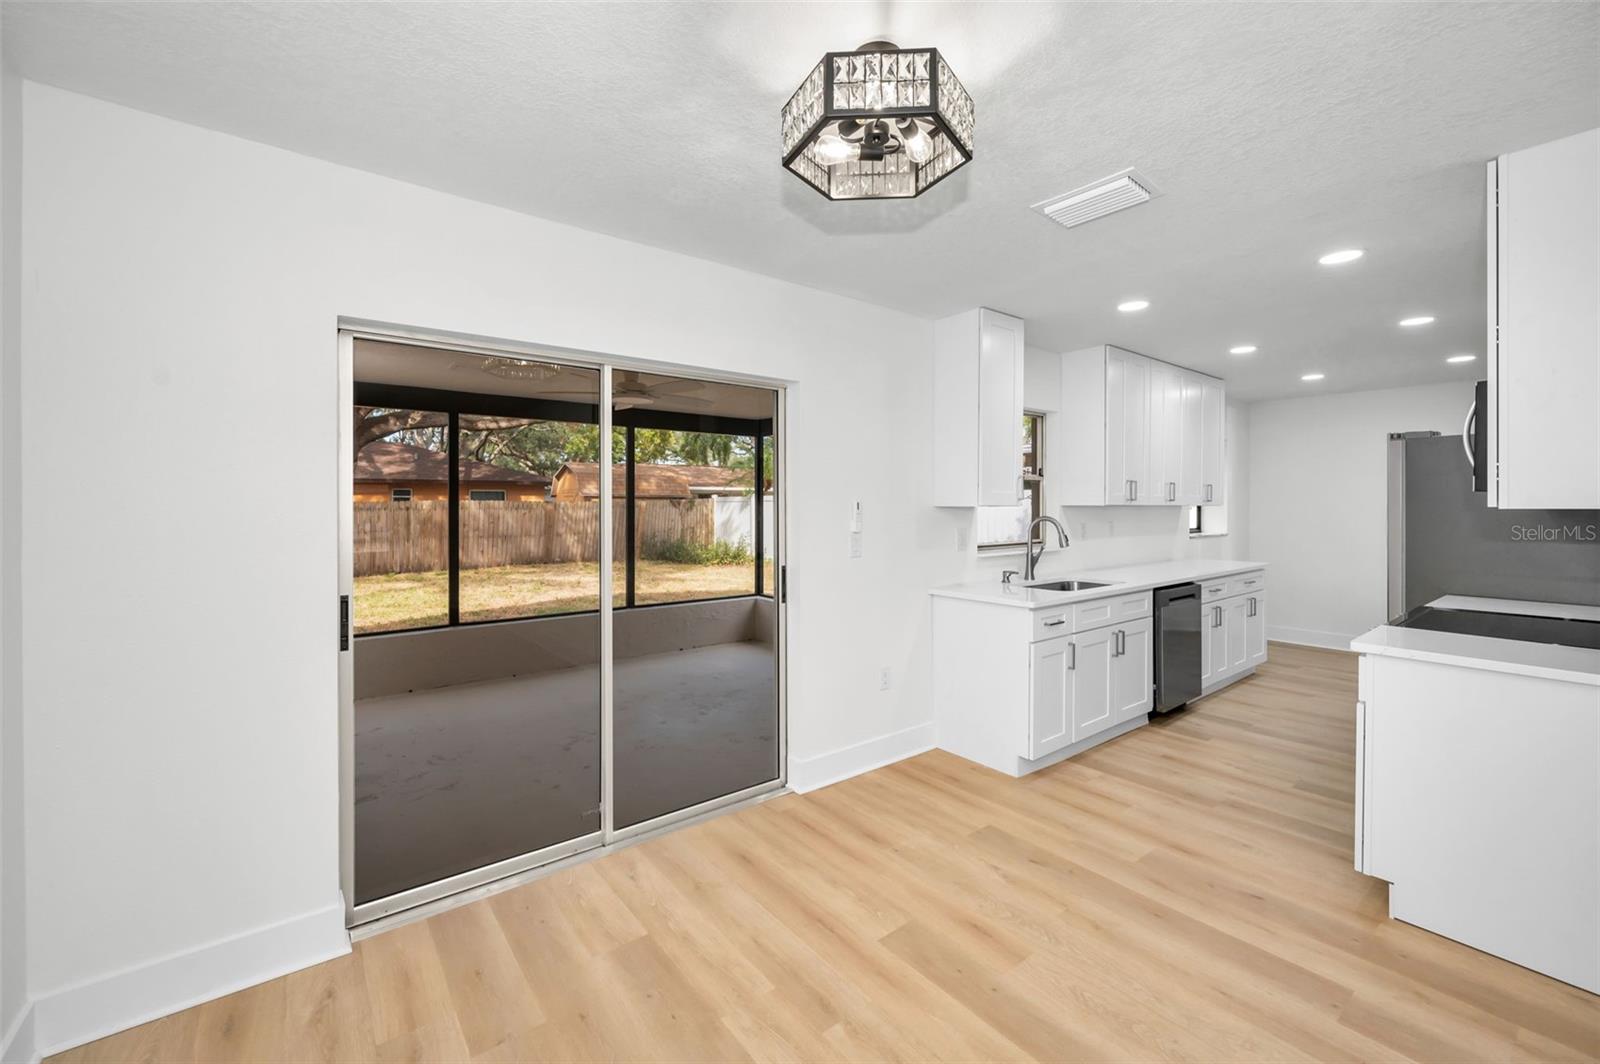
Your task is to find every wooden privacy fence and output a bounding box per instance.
[354,499,717,576]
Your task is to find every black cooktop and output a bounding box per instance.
[1398,606,1600,651]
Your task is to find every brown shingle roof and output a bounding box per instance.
[354,441,550,486]
[554,462,753,499]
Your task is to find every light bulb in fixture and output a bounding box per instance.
[1446,354,1477,364]
[1229,345,1257,355]
[1317,249,1364,265]
[902,126,934,165]
[1117,299,1150,312]
[1301,372,1325,381]
[1399,316,1435,327]
[814,133,860,166]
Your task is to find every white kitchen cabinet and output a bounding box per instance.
[1202,601,1226,686]
[1178,372,1205,505]
[1028,635,1073,759]
[1105,347,1150,504]
[1058,345,1223,507]
[1487,127,1599,509]
[1070,624,1117,742]
[1147,360,1181,504]
[1224,596,1249,675]
[1200,376,1226,506]
[1110,618,1153,723]
[933,307,1026,507]
[1245,593,1267,667]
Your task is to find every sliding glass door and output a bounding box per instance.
[349,340,604,909]
[342,335,783,922]
[609,371,780,830]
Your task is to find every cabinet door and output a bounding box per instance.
[1146,362,1184,505]
[1178,372,1205,505]
[977,310,1026,506]
[1105,348,1150,504]
[1200,378,1226,506]
[1202,602,1227,685]
[1111,619,1153,722]
[1028,635,1073,759]
[1495,130,1600,509]
[1246,594,1268,667]
[1070,626,1116,742]
[1225,596,1249,675]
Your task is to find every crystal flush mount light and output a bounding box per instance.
[781,41,974,200]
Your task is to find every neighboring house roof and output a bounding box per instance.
[355,441,550,486]
[554,462,753,499]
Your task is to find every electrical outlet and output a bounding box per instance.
[849,531,863,558]
[879,667,892,691]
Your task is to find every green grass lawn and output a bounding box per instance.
[354,560,765,634]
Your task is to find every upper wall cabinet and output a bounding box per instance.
[1486,127,1599,509]
[933,308,1026,507]
[1055,345,1224,507]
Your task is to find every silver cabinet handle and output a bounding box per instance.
[1213,606,1222,627]
[1068,642,1076,670]
[1117,629,1126,655]
[1044,617,1066,627]
[1248,597,1256,617]
[1133,479,1138,501]
[1205,483,1213,502]
[1462,401,1476,472]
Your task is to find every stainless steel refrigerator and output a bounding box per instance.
[1387,431,1600,621]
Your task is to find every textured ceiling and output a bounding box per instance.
[5,2,1597,400]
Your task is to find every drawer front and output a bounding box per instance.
[1072,591,1152,633]
[1032,607,1072,641]
[1228,570,1266,598]
[1200,578,1231,603]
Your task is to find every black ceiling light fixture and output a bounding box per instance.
[781,41,974,200]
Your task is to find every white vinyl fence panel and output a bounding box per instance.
[713,493,775,555]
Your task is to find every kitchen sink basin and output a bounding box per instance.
[1029,579,1113,592]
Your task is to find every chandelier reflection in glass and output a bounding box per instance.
[781,41,974,200]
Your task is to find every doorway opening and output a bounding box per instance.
[338,331,785,925]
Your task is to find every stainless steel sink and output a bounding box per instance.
[1029,579,1113,592]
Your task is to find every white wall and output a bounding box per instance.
[1248,380,1475,647]
[0,23,32,1064]
[955,346,1252,579]
[18,82,970,1053]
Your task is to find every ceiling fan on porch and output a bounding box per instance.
[539,371,713,410]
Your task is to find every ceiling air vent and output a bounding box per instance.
[1032,169,1161,229]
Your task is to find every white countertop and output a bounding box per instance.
[929,559,1268,610]
[1352,596,1600,687]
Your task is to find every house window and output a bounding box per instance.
[1188,506,1202,534]
[391,488,413,502]
[468,489,507,501]
[976,413,1045,549]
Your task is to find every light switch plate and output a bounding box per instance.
[849,531,863,558]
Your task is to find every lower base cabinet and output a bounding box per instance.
[1029,618,1152,759]
[1202,587,1269,688]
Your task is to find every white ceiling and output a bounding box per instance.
[5,2,1597,400]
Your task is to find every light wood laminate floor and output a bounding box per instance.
[54,644,1600,1062]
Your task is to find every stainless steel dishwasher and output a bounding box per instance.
[1153,583,1202,713]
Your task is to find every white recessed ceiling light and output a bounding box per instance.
[1117,299,1150,312]
[1446,354,1477,364]
[1399,316,1435,327]
[1301,372,1325,382]
[1318,248,1364,265]
[1229,345,1257,355]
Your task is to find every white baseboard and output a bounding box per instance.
[788,721,935,793]
[1268,624,1358,651]
[31,900,349,1060]
[0,1000,36,1064]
